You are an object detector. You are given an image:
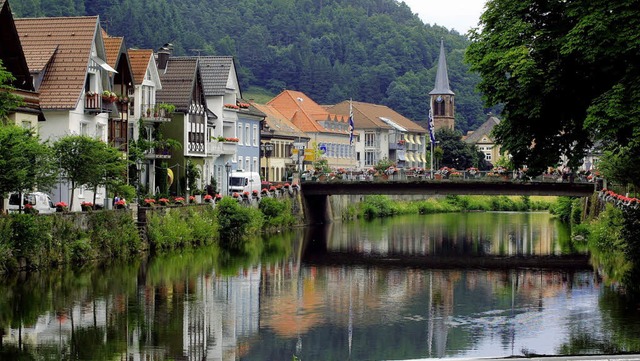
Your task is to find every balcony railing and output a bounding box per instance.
[144,147,172,159]
[141,104,172,122]
[84,93,103,114]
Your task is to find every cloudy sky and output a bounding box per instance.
[401,0,487,34]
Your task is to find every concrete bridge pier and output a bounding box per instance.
[301,194,333,224]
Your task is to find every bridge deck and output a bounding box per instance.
[301,180,595,197]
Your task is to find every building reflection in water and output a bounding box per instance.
[1,213,603,360]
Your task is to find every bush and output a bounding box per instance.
[216,197,263,250]
[259,197,295,231]
[359,195,398,219]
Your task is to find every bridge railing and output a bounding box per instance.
[300,169,598,185]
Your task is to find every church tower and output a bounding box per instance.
[429,39,455,131]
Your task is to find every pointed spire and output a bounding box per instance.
[429,38,455,95]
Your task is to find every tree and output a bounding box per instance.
[0,126,58,212]
[0,61,24,123]
[53,135,125,210]
[466,0,640,181]
[434,128,487,170]
[85,141,128,207]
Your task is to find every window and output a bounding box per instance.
[238,156,243,169]
[96,124,105,140]
[365,133,376,147]
[245,158,250,172]
[253,157,258,173]
[80,122,88,136]
[485,153,492,161]
[365,151,376,166]
[252,125,258,146]
[21,121,31,129]
[238,123,243,145]
[245,125,250,147]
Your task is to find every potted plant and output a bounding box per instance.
[158,198,170,206]
[174,197,185,205]
[142,198,156,208]
[115,199,127,209]
[81,201,93,211]
[204,194,213,203]
[55,201,68,212]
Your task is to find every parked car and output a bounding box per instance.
[7,192,57,214]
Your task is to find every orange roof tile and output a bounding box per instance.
[102,34,123,68]
[329,100,426,133]
[268,90,350,135]
[15,16,99,109]
[251,103,307,139]
[128,49,153,85]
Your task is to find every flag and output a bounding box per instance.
[428,108,436,144]
[349,99,355,145]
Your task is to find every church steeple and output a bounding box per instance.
[429,39,455,130]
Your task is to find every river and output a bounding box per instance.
[2,212,640,360]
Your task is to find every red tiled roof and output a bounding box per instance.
[329,101,426,133]
[102,34,123,68]
[251,103,307,138]
[268,90,350,134]
[128,49,153,85]
[15,16,99,109]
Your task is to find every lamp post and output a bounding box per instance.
[261,142,274,182]
[135,158,142,204]
[225,161,231,195]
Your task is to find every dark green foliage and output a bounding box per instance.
[360,195,398,219]
[551,197,574,223]
[259,197,295,231]
[466,0,640,178]
[146,206,218,251]
[215,197,263,250]
[88,211,142,258]
[11,0,491,134]
[435,128,489,170]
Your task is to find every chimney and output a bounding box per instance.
[157,43,173,71]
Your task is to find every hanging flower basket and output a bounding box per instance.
[204,194,213,203]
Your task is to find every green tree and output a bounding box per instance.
[54,135,123,210]
[435,128,487,170]
[0,61,24,123]
[466,0,640,180]
[85,141,128,207]
[0,126,58,212]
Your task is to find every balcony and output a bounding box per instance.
[84,93,104,114]
[141,104,172,123]
[144,147,172,160]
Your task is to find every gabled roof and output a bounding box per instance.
[0,0,33,90]
[268,90,350,134]
[128,49,154,86]
[329,101,425,133]
[464,115,501,144]
[430,39,455,96]
[15,16,100,109]
[197,56,237,96]
[252,102,307,139]
[102,34,122,68]
[156,57,199,111]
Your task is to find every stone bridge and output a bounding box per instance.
[300,180,596,224]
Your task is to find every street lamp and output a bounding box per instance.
[261,142,274,181]
[135,158,142,204]
[225,161,231,195]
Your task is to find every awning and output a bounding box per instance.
[420,153,426,162]
[407,134,415,144]
[93,56,118,73]
[407,152,414,162]
[416,135,422,145]
[379,117,407,132]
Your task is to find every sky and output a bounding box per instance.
[401,0,487,34]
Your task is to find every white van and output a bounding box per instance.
[8,192,57,214]
[229,170,261,195]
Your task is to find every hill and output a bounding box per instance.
[10,0,498,132]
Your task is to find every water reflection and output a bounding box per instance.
[1,212,639,361]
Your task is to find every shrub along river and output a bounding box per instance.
[2,211,640,360]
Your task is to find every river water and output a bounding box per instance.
[2,212,640,360]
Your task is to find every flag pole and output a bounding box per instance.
[430,140,434,179]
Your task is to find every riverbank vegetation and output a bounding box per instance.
[556,193,640,295]
[355,195,556,220]
[0,196,299,273]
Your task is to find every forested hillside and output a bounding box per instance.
[11,0,497,132]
